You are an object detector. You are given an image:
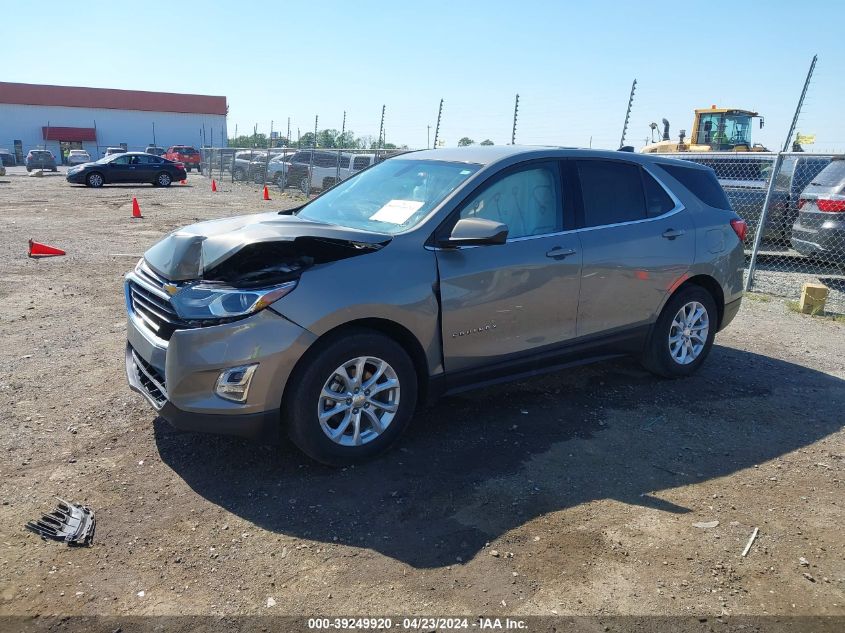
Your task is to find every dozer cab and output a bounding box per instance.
[642,106,767,153]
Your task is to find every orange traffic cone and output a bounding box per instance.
[131,197,143,219]
[263,185,271,201]
[28,239,66,258]
[211,179,218,192]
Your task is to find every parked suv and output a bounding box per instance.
[165,146,201,172]
[26,150,57,172]
[790,156,845,264]
[145,146,167,157]
[67,149,92,165]
[125,147,745,465]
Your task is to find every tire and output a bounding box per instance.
[274,173,287,188]
[642,285,718,378]
[233,168,246,182]
[26,167,32,172]
[284,329,418,466]
[299,176,311,194]
[52,167,58,172]
[185,166,191,173]
[86,172,104,188]
[155,172,172,187]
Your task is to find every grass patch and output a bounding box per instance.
[744,292,772,303]
[786,300,845,323]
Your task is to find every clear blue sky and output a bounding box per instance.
[6,0,845,151]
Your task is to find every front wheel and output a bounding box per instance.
[641,286,717,378]
[284,330,418,466]
[155,172,172,187]
[86,172,104,188]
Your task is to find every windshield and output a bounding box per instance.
[297,159,481,234]
[696,113,754,148]
[95,154,120,164]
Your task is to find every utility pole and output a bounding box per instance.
[433,98,443,148]
[340,110,347,148]
[286,118,290,147]
[427,125,431,149]
[270,120,274,148]
[152,121,156,146]
[619,79,637,149]
[511,94,519,145]
[305,115,318,196]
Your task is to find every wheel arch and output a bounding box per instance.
[675,274,725,329]
[282,317,431,413]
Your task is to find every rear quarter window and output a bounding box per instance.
[659,164,732,210]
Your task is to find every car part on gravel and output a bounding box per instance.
[26,498,96,546]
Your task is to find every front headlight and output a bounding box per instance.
[170,281,297,321]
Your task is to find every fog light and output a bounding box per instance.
[215,363,258,402]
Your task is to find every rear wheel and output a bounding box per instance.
[274,172,286,188]
[285,330,417,466]
[155,172,172,187]
[299,176,311,194]
[642,285,717,378]
[86,172,104,188]
[233,167,246,181]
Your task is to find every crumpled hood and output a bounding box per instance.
[143,211,391,281]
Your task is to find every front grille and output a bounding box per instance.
[128,281,192,341]
[127,262,193,341]
[131,349,167,407]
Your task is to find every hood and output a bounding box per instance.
[143,211,391,283]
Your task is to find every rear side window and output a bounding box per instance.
[353,156,370,170]
[660,164,731,210]
[576,160,645,227]
[811,160,845,187]
[643,172,675,217]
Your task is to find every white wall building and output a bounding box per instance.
[0,82,227,164]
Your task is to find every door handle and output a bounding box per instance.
[545,247,577,260]
[662,229,685,240]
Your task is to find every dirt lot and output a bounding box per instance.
[0,170,843,622]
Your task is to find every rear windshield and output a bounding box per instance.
[174,147,198,154]
[811,160,845,187]
[660,164,732,210]
[31,151,52,157]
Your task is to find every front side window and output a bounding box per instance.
[459,165,561,239]
[297,159,480,234]
[577,160,645,227]
[112,155,131,165]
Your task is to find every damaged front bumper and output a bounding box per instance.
[125,285,317,440]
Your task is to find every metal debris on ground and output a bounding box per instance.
[25,498,96,546]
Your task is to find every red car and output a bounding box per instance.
[164,146,201,172]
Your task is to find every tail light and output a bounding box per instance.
[730,218,748,242]
[173,162,185,169]
[798,198,806,210]
[816,198,845,213]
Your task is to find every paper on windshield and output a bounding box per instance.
[369,199,424,224]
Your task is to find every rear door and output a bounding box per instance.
[436,161,582,372]
[574,159,693,336]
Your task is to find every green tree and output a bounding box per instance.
[458,137,475,146]
[480,139,494,146]
[299,132,316,148]
[228,133,269,148]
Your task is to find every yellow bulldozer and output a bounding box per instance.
[641,106,768,153]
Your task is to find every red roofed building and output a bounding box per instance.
[0,82,227,165]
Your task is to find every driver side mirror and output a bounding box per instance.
[438,217,509,248]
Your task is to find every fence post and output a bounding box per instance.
[744,54,817,292]
[744,152,785,291]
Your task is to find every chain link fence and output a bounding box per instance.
[675,151,844,313]
[199,146,412,196]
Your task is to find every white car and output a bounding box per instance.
[67,149,92,166]
[303,152,377,192]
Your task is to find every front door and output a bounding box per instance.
[108,154,132,183]
[573,159,695,336]
[436,161,582,372]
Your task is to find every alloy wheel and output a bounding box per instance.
[668,301,709,365]
[317,356,400,446]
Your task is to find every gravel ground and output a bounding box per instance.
[0,170,843,622]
